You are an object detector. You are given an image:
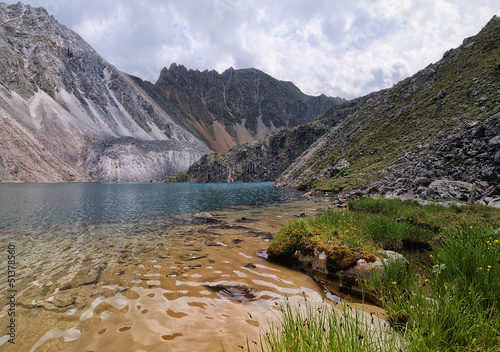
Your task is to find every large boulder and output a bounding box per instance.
[426,179,476,202]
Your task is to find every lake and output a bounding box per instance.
[0,182,300,228]
[0,183,382,351]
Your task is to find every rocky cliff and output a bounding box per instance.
[0,2,209,182]
[173,124,328,183]
[276,15,500,203]
[174,91,378,183]
[143,64,345,152]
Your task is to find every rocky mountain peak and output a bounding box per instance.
[151,62,345,152]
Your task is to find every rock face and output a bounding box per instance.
[0,2,209,182]
[276,15,500,203]
[174,124,329,182]
[149,64,345,152]
[84,138,210,182]
[426,180,475,202]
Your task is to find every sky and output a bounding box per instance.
[4,0,500,99]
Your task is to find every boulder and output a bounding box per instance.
[337,250,407,287]
[488,197,500,208]
[412,176,432,188]
[192,212,219,223]
[426,179,476,202]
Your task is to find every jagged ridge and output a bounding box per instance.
[150,63,345,152]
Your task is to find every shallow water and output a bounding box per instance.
[0,183,385,351]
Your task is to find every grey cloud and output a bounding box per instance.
[3,0,500,98]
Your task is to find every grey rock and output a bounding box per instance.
[489,136,500,145]
[427,180,475,201]
[488,198,500,208]
[192,212,219,223]
[435,89,447,100]
[494,151,500,164]
[412,176,432,188]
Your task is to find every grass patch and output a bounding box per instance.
[268,198,500,270]
[260,199,500,351]
[267,208,378,271]
[248,298,400,352]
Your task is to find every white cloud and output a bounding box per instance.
[4,0,500,98]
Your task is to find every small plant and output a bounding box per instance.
[335,164,350,179]
[431,263,446,274]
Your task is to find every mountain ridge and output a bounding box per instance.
[140,63,345,152]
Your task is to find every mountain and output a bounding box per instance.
[276,15,500,200]
[132,64,345,152]
[179,15,500,204]
[0,2,210,182]
[173,91,378,183]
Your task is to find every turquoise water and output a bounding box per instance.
[0,182,300,228]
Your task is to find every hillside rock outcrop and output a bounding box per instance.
[174,124,328,183]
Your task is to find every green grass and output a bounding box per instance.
[268,198,500,269]
[248,298,400,352]
[368,225,500,351]
[261,198,500,351]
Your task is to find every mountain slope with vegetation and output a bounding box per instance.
[276,15,500,201]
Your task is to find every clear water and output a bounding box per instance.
[0,182,300,228]
[0,183,384,351]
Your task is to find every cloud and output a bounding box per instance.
[4,0,500,98]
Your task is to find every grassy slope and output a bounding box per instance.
[277,16,500,191]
